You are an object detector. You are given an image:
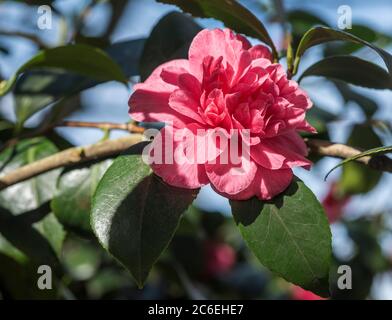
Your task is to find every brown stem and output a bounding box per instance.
[0,134,144,191]
[305,138,392,173]
[0,120,146,153]
[1,131,391,191]
[58,121,146,133]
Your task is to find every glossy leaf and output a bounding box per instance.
[334,81,378,117]
[63,238,101,281]
[12,39,145,125]
[0,232,26,264]
[158,0,278,58]
[91,144,198,287]
[326,145,392,181]
[0,207,62,299]
[0,118,14,147]
[140,11,201,81]
[287,10,328,49]
[299,56,392,89]
[33,213,66,258]
[231,179,332,297]
[304,105,335,147]
[288,10,328,35]
[14,94,53,128]
[293,26,392,76]
[51,160,112,235]
[0,44,128,97]
[15,39,145,96]
[0,138,61,215]
[336,125,383,194]
[0,207,60,272]
[324,24,392,56]
[0,253,57,299]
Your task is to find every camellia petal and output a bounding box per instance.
[148,126,209,189]
[251,136,312,170]
[129,59,192,127]
[188,28,250,79]
[205,147,257,195]
[129,28,316,200]
[224,167,293,200]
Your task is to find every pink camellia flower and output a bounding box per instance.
[322,182,351,223]
[129,28,315,200]
[291,285,325,300]
[203,240,236,278]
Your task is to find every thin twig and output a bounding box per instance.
[0,134,144,190]
[58,120,146,133]
[305,138,392,173]
[0,122,391,191]
[0,120,145,153]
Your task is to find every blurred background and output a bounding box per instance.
[1,0,392,299]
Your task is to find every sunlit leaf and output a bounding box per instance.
[158,0,278,58]
[287,10,328,48]
[140,11,201,81]
[11,39,145,125]
[293,27,392,76]
[33,212,66,258]
[91,143,198,287]
[334,125,384,194]
[231,179,332,297]
[0,207,61,272]
[299,56,392,89]
[0,137,61,215]
[51,160,112,235]
[334,81,378,117]
[326,145,392,181]
[0,44,128,97]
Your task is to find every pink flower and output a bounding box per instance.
[129,28,315,200]
[322,182,351,223]
[203,240,236,278]
[291,286,325,300]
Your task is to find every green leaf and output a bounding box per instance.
[91,144,198,287]
[335,125,383,194]
[158,0,278,59]
[334,81,378,117]
[0,252,57,299]
[288,10,328,36]
[293,26,392,76]
[326,146,392,181]
[12,39,145,125]
[287,10,328,49]
[0,232,26,264]
[231,179,332,297]
[63,237,101,281]
[323,24,392,56]
[0,137,61,215]
[140,11,201,81]
[0,207,61,272]
[0,118,14,146]
[0,119,14,132]
[14,94,54,128]
[299,56,392,90]
[15,39,145,96]
[33,213,66,258]
[51,160,112,235]
[0,44,127,97]
[303,106,334,149]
